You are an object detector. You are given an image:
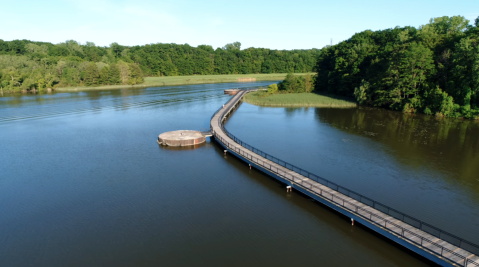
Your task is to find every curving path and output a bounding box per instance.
[210,89,479,267]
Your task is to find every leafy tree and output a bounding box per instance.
[99,66,110,85]
[304,73,314,92]
[314,15,479,119]
[109,64,121,85]
[25,43,48,54]
[354,80,369,104]
[128,63,143,84]
[223,42,241,51]
[450,36,479,107]
[84,62,99,86]
[117,60,130,84]
[110,42,123,57]
[267,83,278,94]
[278,73,306,92]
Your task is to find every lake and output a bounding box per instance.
[1,82,477,266]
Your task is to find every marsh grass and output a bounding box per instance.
[56,73,307,91]
[243,92,357,108]
[142,73,306,86]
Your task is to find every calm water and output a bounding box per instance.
[227,103,479,241]
[1,83,475,266]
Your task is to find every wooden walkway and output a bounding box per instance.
[210,90,479,267]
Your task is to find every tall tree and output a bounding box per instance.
[83,62,99,86]
[109,64,121,85]
[99,66,110,85]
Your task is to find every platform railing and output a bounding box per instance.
[209,89,479,267]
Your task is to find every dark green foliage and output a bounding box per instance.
[222,42,241,51]
[130,42,318,76]
[278,73,304,92]
[0,38,318,92]
[314,15,479,119]
[278,73,314,93]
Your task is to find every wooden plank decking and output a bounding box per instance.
[210,89,479,267]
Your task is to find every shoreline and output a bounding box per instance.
[244,91,479,120]
[54,73,308,92]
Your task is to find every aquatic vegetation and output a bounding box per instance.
[243,92,357,107]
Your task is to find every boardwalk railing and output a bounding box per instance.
[210,89,479,267]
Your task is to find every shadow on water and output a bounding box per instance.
[224,100,479,246]
[157,142,207,151]
[314,107,479,189]
[210,139,438,266]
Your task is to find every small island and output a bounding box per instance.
[244,91,357,108]
[243,73,356,108]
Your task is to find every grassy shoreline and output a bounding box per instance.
[243,92,357,108]
[55,73,308,92]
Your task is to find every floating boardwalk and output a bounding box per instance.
[210,89,479,267]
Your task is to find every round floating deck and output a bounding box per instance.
[224,89,239,95]
[157,130,206,146]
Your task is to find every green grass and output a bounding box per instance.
[55,73,308,91]
[243,92,357,108]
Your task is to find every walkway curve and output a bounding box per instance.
[210,89,479,267]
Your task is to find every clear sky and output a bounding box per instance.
[1,0,478,50]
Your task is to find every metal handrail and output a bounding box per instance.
[210,88,479,267]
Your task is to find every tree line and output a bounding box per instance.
[0,39,319,93]
[4,15,477,120]
[313,16,479,119]
[0,41,145,92]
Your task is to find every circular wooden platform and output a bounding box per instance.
[157,130,206,146]
[224,89,239,95]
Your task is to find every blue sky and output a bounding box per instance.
[1,0,478,50]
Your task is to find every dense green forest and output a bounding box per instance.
[0,39,319,93]
[313,16,479,119]
[4,15,478,120]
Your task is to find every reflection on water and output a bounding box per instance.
[0,86,225,123]
[0,84,435,266]
[226,103,479,245]
[315,107,479,191]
